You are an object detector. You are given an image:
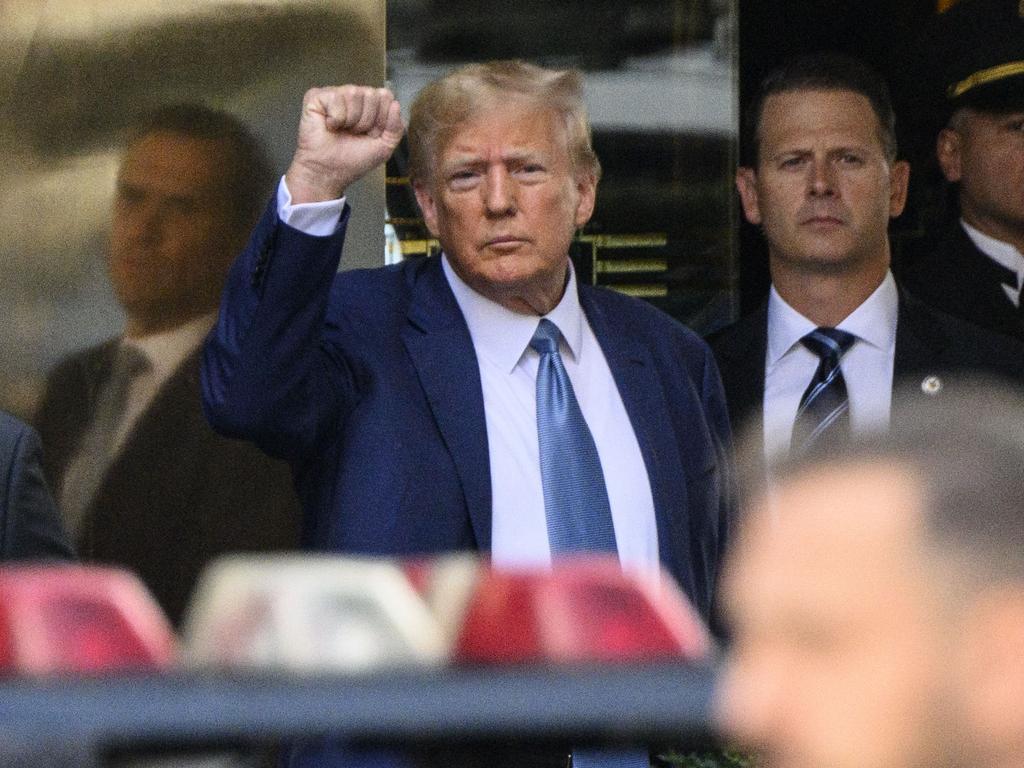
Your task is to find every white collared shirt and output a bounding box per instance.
[962,219,1024,307]
[442,258,658,572]
[278,177,659,571]
[764,272,898,459]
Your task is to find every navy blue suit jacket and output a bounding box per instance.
[0,411,74,561]
[203,201,732,620]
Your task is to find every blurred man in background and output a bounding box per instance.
[34,104,300,626]
[898,0,1024,340]
[717,381,1024,768]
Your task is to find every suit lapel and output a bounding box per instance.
[893,289,951,411]
[711,303,768,436]
[578,288,688,576]
[401,258,492,550]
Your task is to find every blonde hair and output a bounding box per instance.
[407,59,601,187]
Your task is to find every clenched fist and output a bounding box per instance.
[285,85,404,204]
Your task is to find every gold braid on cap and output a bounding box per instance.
[948,60,1024,99]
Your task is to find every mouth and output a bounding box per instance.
[484,236,529,249]
[800,215,846,228]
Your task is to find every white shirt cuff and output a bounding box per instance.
[276,176,346,237]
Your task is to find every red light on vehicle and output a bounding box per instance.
[0,565,176,675]
[454,557,711,664]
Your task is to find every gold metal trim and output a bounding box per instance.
[948,61,1024,99]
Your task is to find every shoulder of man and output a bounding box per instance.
[579,282,708,348]
[898,287,1024,381]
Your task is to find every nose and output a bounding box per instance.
[483,166,517,217]
[807,158,837,198]
[118,200,163,245]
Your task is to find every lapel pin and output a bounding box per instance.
[921,375,943,396]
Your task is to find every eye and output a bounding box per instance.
[778,156,805,170]
[447,169,480,190]
[116,184,143,204]
[838,153,865,166]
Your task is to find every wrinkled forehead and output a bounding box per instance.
[119,131,233,197]
[728,462,929,604]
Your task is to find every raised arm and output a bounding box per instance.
[201,86,404,459]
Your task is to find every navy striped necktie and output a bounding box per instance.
[791,327,856,455]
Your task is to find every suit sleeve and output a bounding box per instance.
[697,342,736,637]
[0,418,74,561]
[201,198,359,460]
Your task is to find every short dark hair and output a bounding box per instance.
[743,52,899,166]
[759,379,1024,588]
[127,103,275,228]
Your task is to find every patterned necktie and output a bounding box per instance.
[59,345,150,537]
[790,327,856,455]
[530,318,617,555]
[531,318,645,768]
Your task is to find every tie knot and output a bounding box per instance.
[529,318,562,356]
[800,327,855,362]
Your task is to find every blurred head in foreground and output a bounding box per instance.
[716,379,1024,768]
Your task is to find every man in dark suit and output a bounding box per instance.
[34,105,300,627]
[205,60,730,620]
[0,411,73,561]
[897,0,1024,340]
[710,53,1024,464]
[203,61,731,767]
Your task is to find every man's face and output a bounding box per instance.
[938,108,1024,247]
[109,131,247,336]
[736,89,909,279]
[413,100,596,315]
[716,462,959,768]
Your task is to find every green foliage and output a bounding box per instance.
[653,748,755,768]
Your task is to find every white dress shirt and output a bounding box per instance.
[763,272,898,459]
[962,219,1024,307]
[276,178,659,572]
[442,258,658,572]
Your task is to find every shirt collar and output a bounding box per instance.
[961,219,1024,287]
[767,271,898,366]
[122,312,216,382]
[441,255,583,373]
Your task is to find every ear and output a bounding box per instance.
[735,167,762,226]
[413,181,441,238]
[888,160,911,218]
[959,591,1024,750]
[573,171,597,229]
[936,127,964,184]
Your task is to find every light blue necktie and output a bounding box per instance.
[530,318,616,555]
[530,318,648,768]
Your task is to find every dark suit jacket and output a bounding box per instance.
[897,221,1024,341]
[709,287,1024,451]
[203,201,733,622]
[0,411,73,560]
[34,342,301,626]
